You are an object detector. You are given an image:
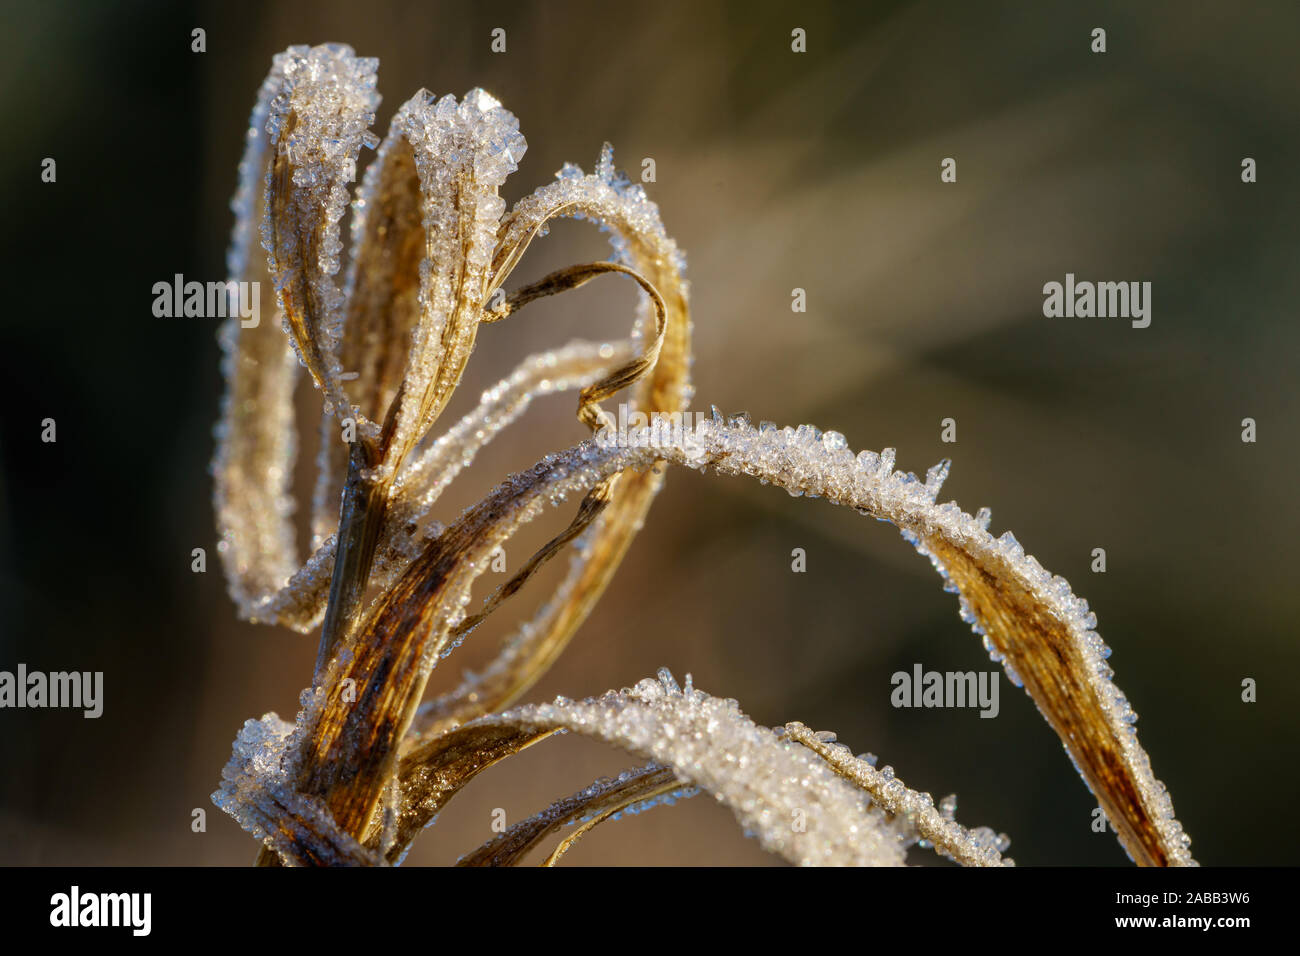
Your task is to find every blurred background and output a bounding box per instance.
[1,0,1296,866]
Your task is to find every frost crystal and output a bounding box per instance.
[460,672,911,866]
[212,708,383,866]
[783,723,1012,866]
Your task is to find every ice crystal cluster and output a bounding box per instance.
[212,44,1193,867]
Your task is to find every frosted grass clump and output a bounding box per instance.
[211,43,1193,868]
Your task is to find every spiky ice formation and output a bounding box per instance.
[395,417,1193,866]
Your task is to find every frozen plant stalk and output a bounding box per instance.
[212,43,1193,867]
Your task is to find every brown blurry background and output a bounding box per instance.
[1,0,1297,865]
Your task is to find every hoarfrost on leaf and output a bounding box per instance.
[211,43,1194,869]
